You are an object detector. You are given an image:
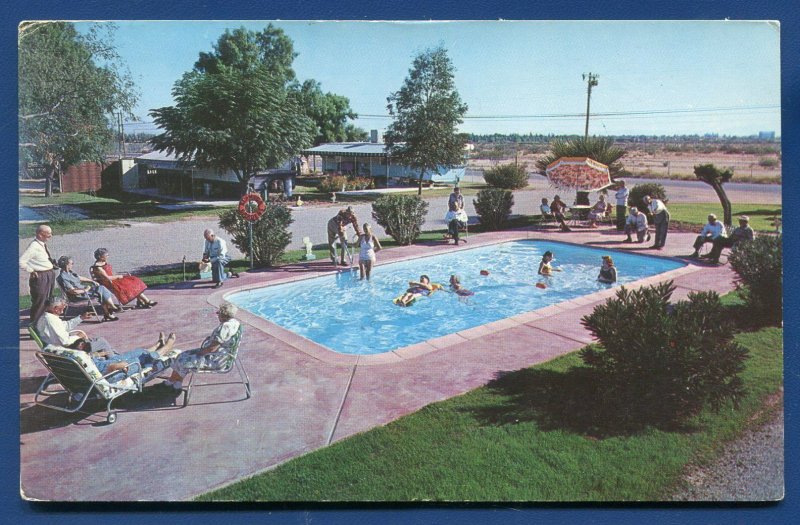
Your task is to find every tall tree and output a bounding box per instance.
[18,22,139,196]
[294,80,367,145]
[535,136,627,180]
[385,46,468,195]
[150,65,314,195]
[693,163,734,227]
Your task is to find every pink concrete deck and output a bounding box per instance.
[19,227,739,501]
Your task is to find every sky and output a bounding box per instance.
[76,20,781,137]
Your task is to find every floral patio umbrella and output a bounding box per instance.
[544,157,611,191]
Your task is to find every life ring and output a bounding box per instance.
[238,193,267,221]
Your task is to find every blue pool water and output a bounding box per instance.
[228,240,684,355]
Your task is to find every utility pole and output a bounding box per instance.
[582,73,599,139]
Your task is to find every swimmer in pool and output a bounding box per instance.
[396,275,439,307]
[449,274,474,297]
[597,255,617,283]
[538,251,562,277]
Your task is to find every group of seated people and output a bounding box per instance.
[55,248,158,322]
[689,214,755,264]
[36,297,242,391]
[540,193,612,231]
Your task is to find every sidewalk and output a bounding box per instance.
[19,228,743,501]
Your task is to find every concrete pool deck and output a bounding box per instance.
[19,227,740,501]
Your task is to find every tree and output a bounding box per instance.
[294,79,367,145]
[149,27,316,195]
[693,163,734,227]
[19,22,139,196]
[535,136,626,180]
[385,46,468,195]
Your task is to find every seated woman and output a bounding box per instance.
[57,255,120,321]
[162,302,240,391]
[444,208,468,245]
[537,251,562,277]
[597,255,617,283]
[449,274,474,297]
[395,275,441,307]
[587,194,608,228]
[90,248,157,308]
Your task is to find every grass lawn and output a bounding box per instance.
[198,308,781,501]
[666,203,781,232]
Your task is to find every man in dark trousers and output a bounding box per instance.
[19,224,58,323]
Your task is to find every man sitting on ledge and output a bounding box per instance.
[703,215,755,264]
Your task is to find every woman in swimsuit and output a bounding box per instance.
[537,251,562,277]
[397,275,436,307]
[597,255,617,283]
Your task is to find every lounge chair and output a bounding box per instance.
[57,279,100,320]
[34,345,181,424]
[180,325,251,407]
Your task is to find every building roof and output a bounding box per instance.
[300,142,390,158]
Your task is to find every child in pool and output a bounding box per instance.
[396,275,439,306]
[449,274,474,296]
[538,251,562,276]
[597,255,617,283]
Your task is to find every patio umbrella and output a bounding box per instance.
[544,157,612,191]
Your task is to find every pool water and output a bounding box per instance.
[228,240,684,355]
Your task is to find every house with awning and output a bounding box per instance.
[130,150,299,200]
[300,133,466,185]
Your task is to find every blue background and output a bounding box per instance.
[3,1,796,523]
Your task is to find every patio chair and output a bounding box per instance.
[28,323,87,351]
[598,203,615,226]
[57,279,100,320]
[180,325,251,407]
[34,345,180,424]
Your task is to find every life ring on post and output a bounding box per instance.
[238,193,267,221]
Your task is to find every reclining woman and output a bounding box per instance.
[162,301,241,391]
[394,275,442,307]
[56,255,121,322]
[90,248,157,309]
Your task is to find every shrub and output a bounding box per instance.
[371,194,428,245]
[728,234,782,325]
[218,203,294,267]
[628,182,667,215]
[580,281,749,431]
[757,157,779,168]
[318,174,349,194]
[483,163,529,190]
[349,176,375,191]
[473,188,513,230]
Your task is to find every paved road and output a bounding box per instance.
[18,177,781,295]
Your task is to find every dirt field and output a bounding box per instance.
[470,142,781,183]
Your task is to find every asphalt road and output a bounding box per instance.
[19,176,781,294]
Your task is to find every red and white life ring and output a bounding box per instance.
[237,193,267,221]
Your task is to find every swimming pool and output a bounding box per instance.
[228,240,685,355]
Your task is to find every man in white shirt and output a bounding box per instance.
[623,207,651,243]
[690,214,727,258]
[644,195,670,250]
[614,180,630,231]
[35,297,112,353]
[202,229,236,288]
[19,224,58,322]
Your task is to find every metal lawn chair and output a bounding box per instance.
[57,279,100,320]
[181,325,251,407]
[34,345,178,424]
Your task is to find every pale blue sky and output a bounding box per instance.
[78,20,781,137]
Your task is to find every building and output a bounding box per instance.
[131,150,299,200]
[300,133,466,185]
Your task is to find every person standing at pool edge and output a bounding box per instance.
[327,207,362,266]
[644,195,670,249]
[614,180,629,231]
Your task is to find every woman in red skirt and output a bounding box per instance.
[90,247,157,308]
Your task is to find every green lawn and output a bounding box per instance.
[666,203,781,233]
[199,319,782,502]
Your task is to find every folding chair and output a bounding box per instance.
[181,325,251,407]
[599,203,615,226]
[28,324,87,350]
[57,279,100,320]
[34,345,180,424]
